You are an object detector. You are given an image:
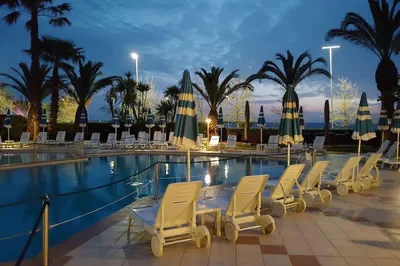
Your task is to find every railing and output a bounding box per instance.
[0,153,295,265]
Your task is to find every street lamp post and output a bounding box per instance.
[130,53,139,83]
[206,118,211,142]
[322,45,340,129]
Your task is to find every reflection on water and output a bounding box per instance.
[0,152,75,166]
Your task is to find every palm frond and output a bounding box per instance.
[3,11,20,24]
[49,17,71,27]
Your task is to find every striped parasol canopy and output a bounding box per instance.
[391,101,400,160]
[377,103,389,131]
[278,86,303,165]
[40,107,48,128]
[299,106,305,130]
[145,109,154,128]
[172,69,199,149]
[79,108,87,128]
[124,112,133,128]
[4,109,11,129]
[257,106,265,128]
[352,92,376,142]
[112,112,120,129]
[217,107,224,128]
[159,115,166,128]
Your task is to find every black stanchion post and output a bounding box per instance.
[154,163,159,199]
[42,194,50,266]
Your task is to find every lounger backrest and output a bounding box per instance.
[268,135,278,147]
[292,142,303,149]
[359,153,381,177]
[153,131,161,142]
[90,133,100,143]
[227,135,237,147]
[121,131,129,142]
[56,131,66,142]
[270,164,305,199]
[155,181,202,229]
[196,134,203,146]
[300,161,329,190]
[137,131,147,144]
[384,142,397,159]
[73,132,83,142]
[20,132,30,143]
[209,136,219,146]
[313,136,325,149]
[226,175,269,216]
[124,134,135,145]
[377,140,390,154]
[168,132,174,142]
[37,132,47,143]
[161,133,166,142]
[334,156,362,182]
[106,133,116,144]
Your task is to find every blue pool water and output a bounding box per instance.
[0,154,287,262]
[0,152,75,165]
[0,152,350,262]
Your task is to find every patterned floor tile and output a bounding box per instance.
[236,236,260,245]
[289,255,321,266]
[260,245,288,255]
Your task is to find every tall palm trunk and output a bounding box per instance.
[208,108,218,135]
[29,10,41,138]
[376,58,398,140]
[50,67,60,133]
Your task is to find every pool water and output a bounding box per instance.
[0,153,350,262]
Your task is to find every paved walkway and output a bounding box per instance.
[6,169,400,266]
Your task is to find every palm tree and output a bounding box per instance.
[164,85,180,122]
[156,100,174,123]
[38,36,85,132]
[64,60,115,127]
[0,63,51,136]
[193,67,253,134]
[247,50,330,109]
[1,1,72,121]
[326,0,400,120]
[136,82,151,119]
[114,72,138,119]
[101,86,118,118]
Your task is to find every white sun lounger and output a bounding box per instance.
[135,131,148,149]
[84,133,100,148]
[19,132,31,147]
[196,134,204,149]
[263,135,279,152]
[297,161,332,206]
[36,132,47,144]
[261,164,306,218]
[380,142,398,168]
[152,133,168,149]
[322,156,363,196]
[167,132,174,147]
[118,134,135,149]
[207,136,220,150]
[120,131,129,143]
[198,175,275,242]
[370,140,390,155]
[127,181,210,257]
[311,136,326,154]
[225,135,237,150]
[47,131,66,146]
[358,153,382,189]
[100,133,116,149]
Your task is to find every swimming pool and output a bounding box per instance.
[0,152,350,262]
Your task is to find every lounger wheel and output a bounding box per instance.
[295,198,307,212]
[194,225,211,248]
[352,182,364,194]
[320,189,332,204]
[151,233,165,257]
[271,202,286,218]
[336,184,348,196]
[224,221,239,242]
[361,179,372,190]
[259,214,275,234]
[372,179,382,187]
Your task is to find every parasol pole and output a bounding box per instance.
[358,139,361,156]
[397,132,399,161]
[187,148,191,181]
[260,128,263,144]
[287,143,290,166]
[7,128,10,141]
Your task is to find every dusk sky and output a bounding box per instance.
[0,0,396,123]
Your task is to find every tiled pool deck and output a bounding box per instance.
[4,169,400,266]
